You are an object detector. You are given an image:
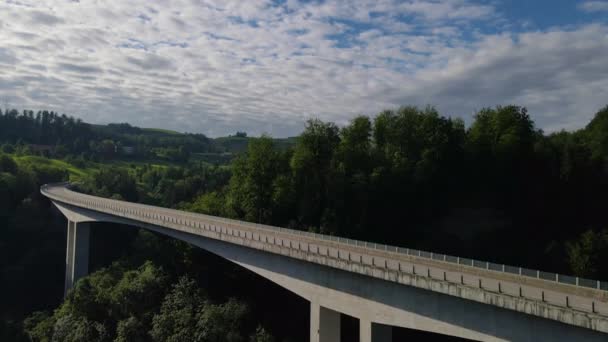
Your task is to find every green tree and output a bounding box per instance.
[585,105,608,162]
[197,298,248,342]
[566,230,608,278]
[51,315,109,342]
[109,261,169,318]
[327,116,373,235]
[227,136,284,223]
[249,326,274,342]
[24,311,54,342]
[186,191,226,216]
[115,316,148,342]
[290,119,340,230]
[150,276,206,342]
[151,276,249,342]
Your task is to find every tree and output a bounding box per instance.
[290,119,340,230]
[109,261,169,318]
[326,116,373,236]
[150,276,206,342]
[566,230,608,278]
[24,311,55,342]
[51,315,109,342]
[115,316,148,342]
[151,276,249,342]
[227,136,284,223]
[585,106,608,161]
[249,326,274,342]
[197,298,248,342]
[186,192,226,216]
[465,106,540,209]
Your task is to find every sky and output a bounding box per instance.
[1,0,607,137]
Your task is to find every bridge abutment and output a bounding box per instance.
[64,220,90,296]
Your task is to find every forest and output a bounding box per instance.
[1,104,608,341]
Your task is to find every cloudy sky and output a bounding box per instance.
[1,0,607,137]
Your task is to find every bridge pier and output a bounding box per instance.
[64,221,90,296]
[360,319,392,342]
[311,301,341,342]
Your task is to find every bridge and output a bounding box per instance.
[41,183,608,342]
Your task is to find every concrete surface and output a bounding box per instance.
[64,220,89,296]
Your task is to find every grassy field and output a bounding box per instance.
[11,151,233,186]
[14,155,92,181]
[12,155,175,183]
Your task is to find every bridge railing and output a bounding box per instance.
[306,236,608,291]
[43,183,608,293]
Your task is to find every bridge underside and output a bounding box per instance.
[54,202,608,342]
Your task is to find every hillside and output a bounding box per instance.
[0,110,297,166]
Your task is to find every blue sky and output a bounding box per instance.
[499,1,604,28]
[1,0,607,137]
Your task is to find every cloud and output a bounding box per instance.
[397,0,495,21]
[0,0,606,137]
[57,63,103,74]
[578,1,608,12]
[0,48,18,64]
[125,54,174,70]
[28,10,65,25]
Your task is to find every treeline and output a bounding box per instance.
[190,105,608,278]
[0,109,213,162]
[0,109,92,152]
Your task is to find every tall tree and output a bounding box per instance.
[227,136,283,224]
[290,119,340,231]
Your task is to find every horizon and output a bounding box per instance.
[1,0,608,137]
[3,103,607,139]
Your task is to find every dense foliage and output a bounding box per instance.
[0,152,68,341]
[23,243,268,342]
[213,105,608,278]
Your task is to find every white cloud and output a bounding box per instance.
[579,1,608,12]
[0,0,606,137]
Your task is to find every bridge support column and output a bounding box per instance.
[360,319,392,342]
[64,221,90,296]
[310,301,340,342]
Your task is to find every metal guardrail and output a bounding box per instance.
[42,183,608,293]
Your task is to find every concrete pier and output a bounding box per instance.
[64,221,90,296]
[311,301,341,342]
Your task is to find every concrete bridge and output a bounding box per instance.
[41,183,608,341]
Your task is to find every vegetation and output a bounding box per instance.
[211,106,608,280]
[0,151,68,341]
[0,109,296,166]
[1,104,608,341]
